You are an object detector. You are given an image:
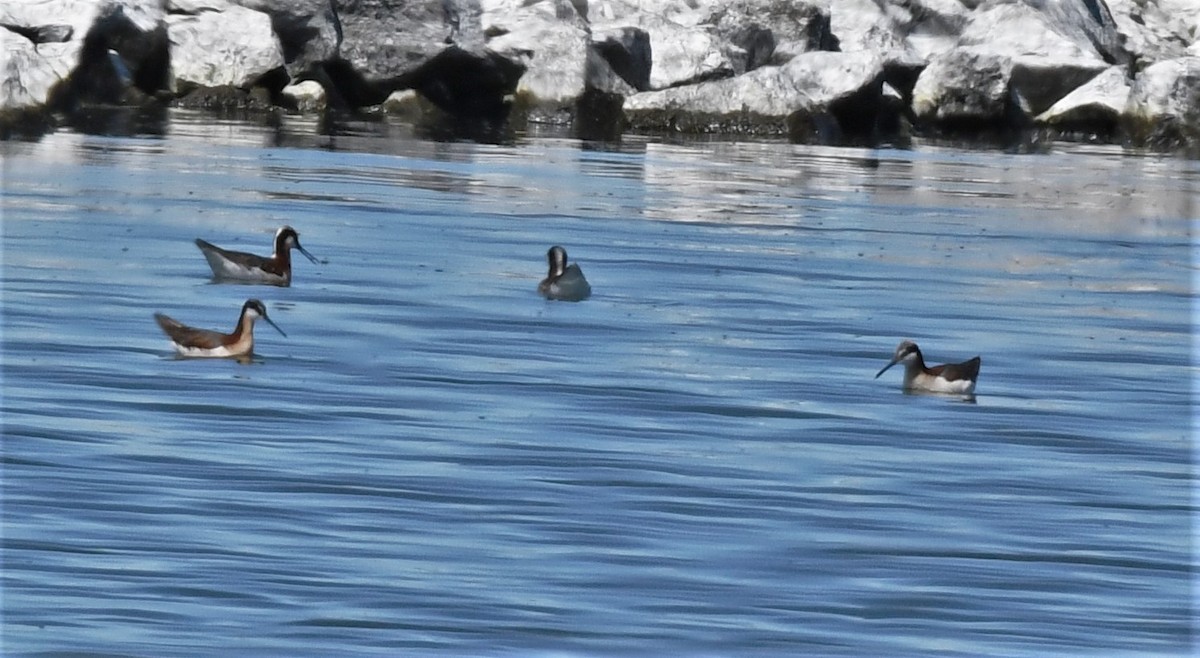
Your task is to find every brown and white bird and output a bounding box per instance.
[155,299,285,358]
[875,340,980,395]
[195,225,319,286]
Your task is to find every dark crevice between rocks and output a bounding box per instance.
[314,47,524,125]
[49,15,172,137]
[882,62,922,107]
[593,30,652,92]
[1,23,73,45]
[389,47,525,120]
[780,73,909,148]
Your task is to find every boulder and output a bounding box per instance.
[1,36,75,112]
[280,79,327,112]
[1,0,1197,150]
[167,5,285,91]
[1107,0,1198,67]
[895,0,973,63]
[482,0,591,122]
[1122,56,1200,149]
[624,50,885,140]
[912,0,1118,130]
[589,1,735,89]
[1034,64,1130,133]
[912,47,1016,127]
[589,0,832,89]
[704,0,835,69]
[167,0,342,79]
[831,0,925,70]
[961,2,1113,112]
[338,0,459,80]
[638,15,737,89]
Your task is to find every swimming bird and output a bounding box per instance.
[155,299,286,358]
[538,245,591,302]
[195,225,319,286]
[875,340,980,395]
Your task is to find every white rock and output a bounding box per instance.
[959,3,1103,61]
[912,1,1119,123]
[589,1,737,89]
[281,80,326,111]
[1108,0,1199,65]
[1125,56,1200,123]
[912,46,1013,122]
[1035,65,1130,125]
[625,50,883,122]
[830,0,923,68]
[485,2,591,108]
[0,39,75,110]
[167,5,284,90]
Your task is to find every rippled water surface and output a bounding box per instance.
[2,112,1196,656]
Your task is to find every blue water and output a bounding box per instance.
[2,112,1195,656]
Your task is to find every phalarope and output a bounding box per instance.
[875,340,980,395]
[155,299,286,358]
[538,245,591,302]
[195,225,319,286]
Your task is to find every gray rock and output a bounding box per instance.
[911,0,1118,129]
[338,0,460,80]
[483,0,591,122]
[704,0,834,68]
[1031,0,1128,66]
[589,1,734,89]
[913,47,1015,125]
[897,0,974,63]
[331,0,521,114]
[586,0,834,93]
[1107,0,1197,67]
[831,0,925,70]
[1035,64,1129,129]
[624,50,885,139]
[1123,56,1200,148]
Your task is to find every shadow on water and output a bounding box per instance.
[62,104,170,138]
[318,109,519,147]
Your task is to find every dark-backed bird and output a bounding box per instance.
[195,225,319,286]
[155,299,285,358]
[875,340,980,395]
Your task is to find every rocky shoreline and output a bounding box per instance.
[2,0,1197,150]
